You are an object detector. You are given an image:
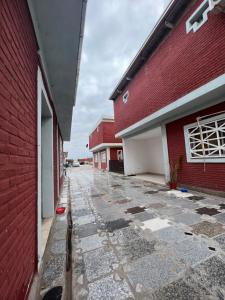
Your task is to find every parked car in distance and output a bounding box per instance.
[73,161,80,167]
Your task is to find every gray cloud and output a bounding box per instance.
[64,0,170,159]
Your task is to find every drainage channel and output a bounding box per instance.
[65,178,73,300]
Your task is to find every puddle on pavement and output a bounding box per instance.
[104,218,132,232]
[188,196,204,201]
[144,191,158,194]
[196,207,220,216]
[115,199,132,205]
[125,206,146,214]
[43,286,62,300]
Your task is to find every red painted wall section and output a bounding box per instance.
[167,102,225,192]
[110,147,123,160]
[89,121,122,149]
[113,0,225,134]
[0,1,38,299]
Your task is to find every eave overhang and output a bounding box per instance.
[109,0,191,101]
[28,0,87,141]
[89,143,123,153]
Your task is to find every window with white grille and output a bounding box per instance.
[101,151,106,163]
[184,113,225,163]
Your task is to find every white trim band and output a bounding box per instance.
[89,143,123,152]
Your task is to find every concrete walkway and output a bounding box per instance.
[71,166,225,300]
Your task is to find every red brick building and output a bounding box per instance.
[0,1,86,299]
[110,0,225,193]
[89,117,124,172]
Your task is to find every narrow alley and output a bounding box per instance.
[66,166,225,299]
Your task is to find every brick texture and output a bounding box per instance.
[89,120,122,149]
[167,102,225,191]
[110,147,123,160]
[0,1,61,299]
[113,0,225,134]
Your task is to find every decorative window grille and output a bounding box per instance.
[123,91,129,103]
[184,113,225,163]
[101,151,106,163]
[117,150,123,161]
[186,0,225,34]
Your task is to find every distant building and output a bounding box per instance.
[89,117,124,173]
[78,157,93,164]
[110,0,225,193]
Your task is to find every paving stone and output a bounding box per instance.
[116,238,156,262]
[104,218,132,232]
[74,214,95,226]
[50,240,66,255]
[157,206,183,217]
[191,221,225,237]
[115,198,132,205]
[134,211,156,222]
[74,257,85,276]
[141,217,171,232]
[172,238,212,266]
[151,278,212,300]
[215,212,225,224]
[42,255,65,288]
[83,247,118,282]
[53,229,67,240]
[127,253,183,291]
[148,203,166,209]
[196,207,220,216]
[214,233,225,251]
[154,226,186,244]
[87,274,134,300]
[75,223,98,238]
[110,226,141,245]
[125,206,146,214]
[191,256,225,291]
[78,233,106,252]
[172,212,201,225]
[72,208,91,217]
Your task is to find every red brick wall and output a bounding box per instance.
[89,121,122,149]
[0,1,38,299]
[167,102,225,192]
[114,0,225,133]
[110,147,123,160]
[0,1,61,299]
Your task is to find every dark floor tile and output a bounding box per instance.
[104,218,132,232]
[188,196,204,201]
[117,238,156,262]
[75,222,98,238]
[191,221,225,237]
[144,191,158,194]
[196,207,220,216]
[151,278,212,300]
[125,206,146,214]
[191,256,225,291]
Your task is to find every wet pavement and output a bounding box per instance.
[70,166,225,300]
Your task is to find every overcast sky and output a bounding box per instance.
[64,0,170,159]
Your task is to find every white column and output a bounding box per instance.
[106,147,110,171]
[161,124,170,182]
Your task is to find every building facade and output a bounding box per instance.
[0,0,86,299]
[89,117,124,173]
[110,0,225,193]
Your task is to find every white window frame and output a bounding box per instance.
[184,113,225,163]
[186,0,219,33]
[117,149,123,161]
[123,90,129,103]
[101,151,106,163]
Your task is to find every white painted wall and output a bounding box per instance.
[123,129,165,176]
